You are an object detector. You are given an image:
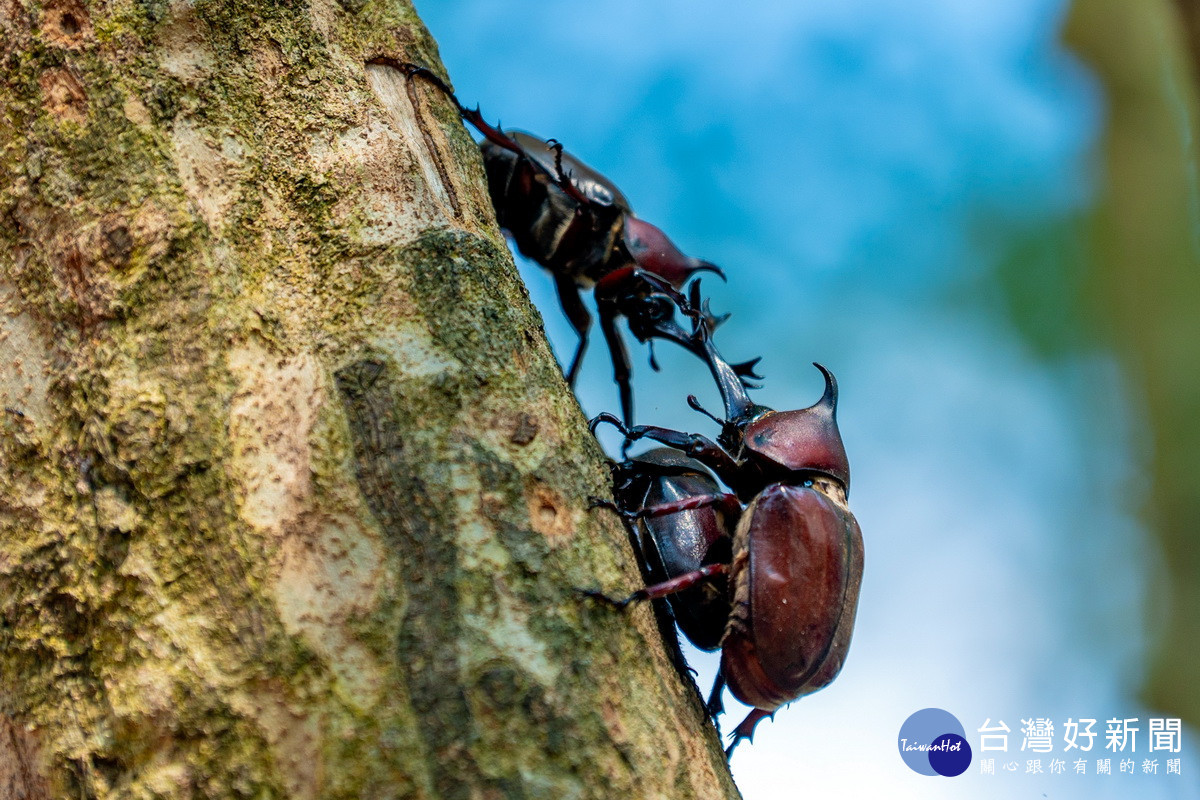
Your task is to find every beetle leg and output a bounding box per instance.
[647,339,661,371]
[394,61,529,156]
[597,302,636,425]
[594,266,695,320]
[632,492,741,521]
[631,269,696,318]
[632,314,697,349]
[543,138,596,207]
[588,498,700,685]
[725,709,775,758]
[580,563,728,608]
[590,415,743,489]
[706,670,727,718]
[587,496,641,529]
[555,274,592,387]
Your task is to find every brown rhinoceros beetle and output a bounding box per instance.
[588,331,864,754]
[389,61,761,424]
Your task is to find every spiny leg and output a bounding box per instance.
[555,274,592,387]
[726,709,775,758]
[589,413,742,489]
[545,138,595,207]
[580,563,728,608]
[394,61,528,156]
[586,497,700,687]
[590,492,741,525]
[593,266,696,321]
[598,303,635,425]
[706,669,727,718]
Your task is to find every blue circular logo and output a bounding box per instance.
[898,708,973,777]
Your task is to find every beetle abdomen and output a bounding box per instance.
[479,135,626,283]
[721,484,863,710]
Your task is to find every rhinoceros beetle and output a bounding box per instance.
[593,448,737,652]
[588,319,864,754]
[391,61,761,423]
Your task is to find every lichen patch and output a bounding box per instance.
[378,322,461,380]
[37,67,86,124]
[0,282,51,422]
[156,1,213,84]
[232,684,323,800]
[272,512,386,702]
[227,344,322,533]
[172,119,245,233]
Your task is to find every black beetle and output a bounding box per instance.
[594,448,736,652]
[588,323,864,754]
[392,62,761,424]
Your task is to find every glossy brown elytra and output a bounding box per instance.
[589,322,864,754]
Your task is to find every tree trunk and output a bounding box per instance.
[0,0,739,797]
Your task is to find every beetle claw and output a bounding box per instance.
[576,587,634,609]
[588,496,641,528]
[588,412,627,436]
[724,709,776,758]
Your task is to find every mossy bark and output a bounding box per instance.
[0,0,740,797]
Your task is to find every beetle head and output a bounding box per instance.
[623,216,724,288]
[741,364,850,491]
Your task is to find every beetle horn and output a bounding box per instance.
[623,217,723,288]
[689,259,726,281]
[739,362,849,489]
[811,362,838,419]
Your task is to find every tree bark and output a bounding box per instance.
[0,0,739,797]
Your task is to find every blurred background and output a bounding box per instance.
[416,0,1200,796]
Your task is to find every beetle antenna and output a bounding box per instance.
[687,395,725,426]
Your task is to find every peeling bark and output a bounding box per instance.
[0,0,740,797]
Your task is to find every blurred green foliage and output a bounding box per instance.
[1001,0,1200,728]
